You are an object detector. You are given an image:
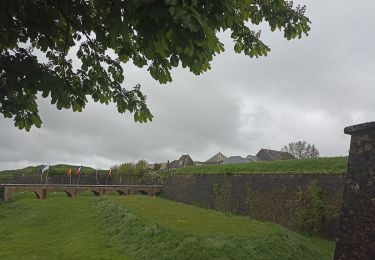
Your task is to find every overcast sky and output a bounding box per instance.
[1,0,374,170]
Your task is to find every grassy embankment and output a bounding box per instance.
[0,173,12,182]
[0,193,130,260]
[0,157,348,179]
[174,157,348,174]
[0,164,108,177]
[0,194,334,259]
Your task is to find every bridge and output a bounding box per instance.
[0,184,163,202]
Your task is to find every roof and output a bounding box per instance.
[169,154,196,168]
[194,161,205,166]
[246,155,263,162]
[256,149,295,161]
[205,152,227,164]
[222,156,250,164]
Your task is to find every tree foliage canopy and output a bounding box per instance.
[116,159,148,175]
[281,141,320,159]
[0,0,310,130]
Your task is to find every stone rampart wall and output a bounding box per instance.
[162,173,344,238]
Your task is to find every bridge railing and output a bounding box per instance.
[0,183,163,202]
[0,184,162,188]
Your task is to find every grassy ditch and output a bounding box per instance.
[98,196,335,260]
[174,157,348,174]
[0,194,335,259]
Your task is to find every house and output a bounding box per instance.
[159,163,168,170]
[246,155,263,162]
[222,156,250,164]
[147,164,155,170]
[169,154,196,169]
[194,161,205,166]
[205,152,227,165]
[256,148,295,161]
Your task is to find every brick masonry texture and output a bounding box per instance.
[162,173,344,238]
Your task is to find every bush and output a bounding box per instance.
[296,180,326,234]
[116,160,148,176]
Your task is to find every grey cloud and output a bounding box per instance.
[1,0,374,170]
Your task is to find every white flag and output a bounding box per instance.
[41,165,49,174]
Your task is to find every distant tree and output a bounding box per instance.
[281,141,320,159]
[154,163,162,171]
[117,162,135,175]
[116,159,148,175]
[134,159,148,175]
[1,0,310,131]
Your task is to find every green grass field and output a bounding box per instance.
[0,193,129,260]
[0,194,335,259]
[174,157,348,174]
[0,157,347,180]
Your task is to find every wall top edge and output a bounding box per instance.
[173,172,346,176]
[344,121,375,135]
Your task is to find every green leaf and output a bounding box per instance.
[0,0,310,131]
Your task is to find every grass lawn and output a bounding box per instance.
[173,157,348,174]
[0,193,129,260]
[0,194,335,259]
[100,196,335,259]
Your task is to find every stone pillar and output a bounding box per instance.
[41,188,47,199]
[334,122,375,260]
[3,186,12,202]
[0,185,4,202]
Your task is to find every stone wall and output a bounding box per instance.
[162,173,344,238]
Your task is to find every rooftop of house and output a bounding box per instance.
[256,149,295,161]
[205,152,227,164]
[246,155,263,162]
[222,156,250,164]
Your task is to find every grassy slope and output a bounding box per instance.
[0,194,129,260]
[174,157,348,174]
[0,194,335,260]
[100,196,334,260]
[1,157,347,177]
[0,174,12,181]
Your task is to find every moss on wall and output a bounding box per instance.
[295,180,326,234]
[213,175,232,212]
[246,187,296,226]
[162,173,345,238]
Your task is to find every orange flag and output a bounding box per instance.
[67,167,72,176]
